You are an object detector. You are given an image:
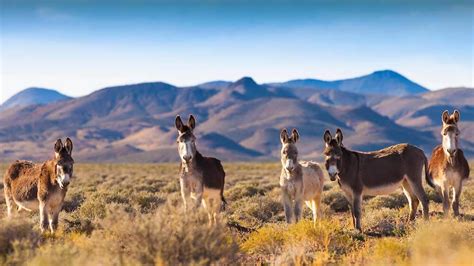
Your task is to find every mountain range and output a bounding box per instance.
[0,70,472,162]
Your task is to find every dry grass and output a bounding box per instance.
[0,162,473,265]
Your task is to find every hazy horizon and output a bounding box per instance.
[1,0,473,103]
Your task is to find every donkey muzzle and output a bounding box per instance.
[183,155,192,162]
[327,165,339,181]
[447,149,457,157]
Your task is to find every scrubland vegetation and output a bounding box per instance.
[0,163,473,265]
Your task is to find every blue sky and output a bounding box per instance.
[1,0,472,103]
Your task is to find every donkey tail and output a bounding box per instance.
[220,192,227,212]
[424,155,435,188]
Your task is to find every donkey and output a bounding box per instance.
[428,110,470,216]
[323,129,430,231]
[3,138,74,233]
[280,128,325,225]
[175,114,226,224]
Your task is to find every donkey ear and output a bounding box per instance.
[188,115,196,130]
[54,139,63,154]
[441,110,449,124]
[175,115,184,132]
[291,128,300,143]
[335,128,343,145]
[280,128,289,144]
[323,130,332,144]
[65,138,73,155]
[453,109,460,123]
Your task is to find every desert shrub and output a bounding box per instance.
[0,219,40,263]
[370,237,409,264]
[241,224,286,255]
[366,193,407,210]
[161,179,180,193]
[461,187,474,210]
[226,182,266,201]
[61,212,95,235]
[323,190,349,212]
[77,194,107,220]
[229,196,283,228]
[343,237,409,265]
[410,220,474,265]
[24,240,127,266]
[62,192,85,213]
[130,191,166,213]
[103,191,130,205]
[90,204,239,265]
[363,208,408,237]
[426,187,442,203]
[323,183,334,191]
[242,220,359,264]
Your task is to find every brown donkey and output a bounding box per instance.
[280,128,325,225]
[175,115,226,224]
[3,138,74,233]
[323,129,430,231]
[428,110,470,216]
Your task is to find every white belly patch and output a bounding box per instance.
[363,181,403,196]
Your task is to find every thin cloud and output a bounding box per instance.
[36,7,74,21]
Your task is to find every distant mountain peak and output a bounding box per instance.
[273,69,428,96]
[232,77,259,88]
[371,69,401,76]
[0,87,71,111]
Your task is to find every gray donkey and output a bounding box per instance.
[280,128,325,225]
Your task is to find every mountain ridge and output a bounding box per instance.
[0,73,471,162]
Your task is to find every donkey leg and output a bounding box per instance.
[282,193,293,224]
[39,201,49,233]
[452,180,462,217]
[49,211,60,234]
[307,200,317,226]
[402,180,419,221]
[4,186,14,218]
[407,179,429,220]
[441,184,450,216]
[194,193,203,210]
[179,178,190,212]
[315,194,323,221]
[294,198,303,223]
[201,197,213,226]
[352,194,362,231]
[343,191,357,229]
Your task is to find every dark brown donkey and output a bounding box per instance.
[175,115,226,224]
[3,138,74,233]
[323,129,430,231]
[428,110,470,216]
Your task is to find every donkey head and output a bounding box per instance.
[323,129,343,181]
[54,138,74,189]
[280,128,300,173]
[441,110,460,162]
[175,114,197,164]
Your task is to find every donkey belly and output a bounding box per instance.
[435,170,462,188]
[301,168,323,200]
[363,180,403,196]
